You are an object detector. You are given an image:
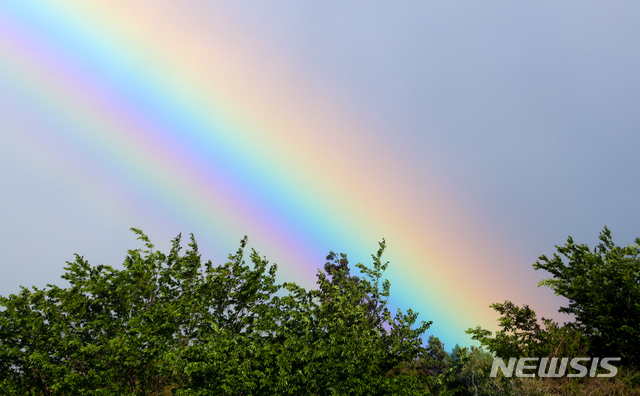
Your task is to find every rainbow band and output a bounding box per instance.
[0,1,525,347]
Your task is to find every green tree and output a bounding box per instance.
[173,239,433,395]
[467,301,589,360]
[0,230,284,395]
[168,235,290,395]
[467,301,546,358]
[293,240,432,395]
[1,230,434,395]
[467,226,639,368]
[534,226,640,367]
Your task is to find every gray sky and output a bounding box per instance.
[217,0,640,248]
[1,1,639,346]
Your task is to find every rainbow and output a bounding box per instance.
[0,1,530,348]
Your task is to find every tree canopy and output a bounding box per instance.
[0,229,433,395]
[468,227,640,369]
[3,226,639,395]
[533,226,640,367]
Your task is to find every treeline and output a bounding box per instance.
[464,227,640,395]
[1,227,639,395]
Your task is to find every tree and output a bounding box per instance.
[468,227,639,369]
[533,226,640,367]
[467,301,589,360]
[291,240,432,395]
[173,239,434,395]
[0,230,283,395]
[0,230,434,395]
[467,301,547,358]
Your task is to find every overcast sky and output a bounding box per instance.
[1,1,639,346]
[228,0,640,256]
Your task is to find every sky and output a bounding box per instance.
[1,1,639,349]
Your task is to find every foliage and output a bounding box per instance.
[533,226,640,367]
[467,301,590,360]
[171,239,433,395]
[0,228,194,395]
[445,346,525,396]
[4,225,639,395]
[464,226,640,395]
[467,301,546,358]
[0,230,432,395]
[468,227,640,366]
